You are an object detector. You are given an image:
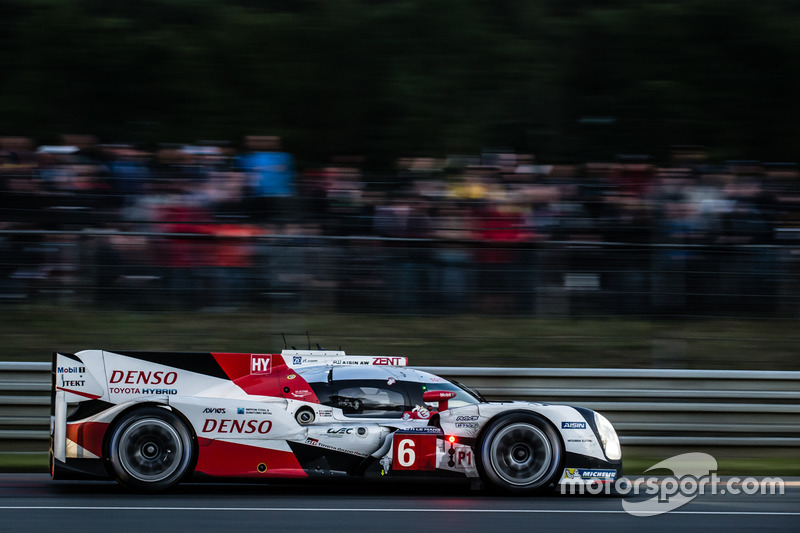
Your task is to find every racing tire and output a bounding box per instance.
[476,412,563,494]
[107,406,194,492]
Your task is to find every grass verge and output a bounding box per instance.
[2,305,800,369]
[0,453,48,473]
[622,447,800,476]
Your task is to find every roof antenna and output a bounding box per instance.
[281,333,287,349]
[306,331,311,350]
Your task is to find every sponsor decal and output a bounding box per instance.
[60,378,86,387]
[109,370,177,386]
[202,419,272,434]
[567,438,594,443]
[396,427,443,434]
[456,415,479,422]
[292,356,302,365]
[326,427,355,436]
[562,421,587,429]
[455,422,479,429]
[287,374,297,380]
[305,437,368,456]
[332,359,372,366]
[57,366,85,374]
[562,468,617,481]
[290,389,312,398]
[108,387,177,395]
[109,387,140,394]
[373,357,403,365]
[250,354,272,374]
[203,408,226,414]
[318,409,333,418]
[402,407,432,420]
[237,407,271,415]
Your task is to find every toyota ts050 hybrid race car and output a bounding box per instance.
[50,349,622,493]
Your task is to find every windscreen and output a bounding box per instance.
[411,379,484,409]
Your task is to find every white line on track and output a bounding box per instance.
[0,507,798,516]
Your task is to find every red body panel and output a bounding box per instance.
[66,421,109,458]
[211,352,320,403]
[195,437,308,478]
[392,433,437,471]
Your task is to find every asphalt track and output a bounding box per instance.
[0,474,798,533]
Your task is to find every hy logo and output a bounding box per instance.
[621,452,717,517]
[250,354,272,374]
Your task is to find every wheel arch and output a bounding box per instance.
[102,402,199,482]
[474,409,566,493]
[476,409,565,452]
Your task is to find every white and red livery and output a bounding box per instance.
[50,349,622,492]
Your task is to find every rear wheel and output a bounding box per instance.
[108,406,194,491]
[477,412,563,494]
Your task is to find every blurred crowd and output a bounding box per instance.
[2,135,800,316]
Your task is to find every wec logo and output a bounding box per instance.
[327,428,354,435]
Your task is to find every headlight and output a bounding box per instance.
[594,412,622,461]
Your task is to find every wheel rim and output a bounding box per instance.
[488,422,553,487]
[117,418,184,483]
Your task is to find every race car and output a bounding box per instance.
[50,349,622,493]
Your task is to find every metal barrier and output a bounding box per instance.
[2,228,799,319]
[2,362,799,453]
[0,362,51,453]
[419,367,800,447]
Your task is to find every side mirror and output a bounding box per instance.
[422,390,457,411]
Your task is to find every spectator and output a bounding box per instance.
[238,136,295,222]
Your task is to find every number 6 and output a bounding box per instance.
[398,438,415,467]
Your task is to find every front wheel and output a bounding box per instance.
[107,406,194,492]
[476,412,563,494]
